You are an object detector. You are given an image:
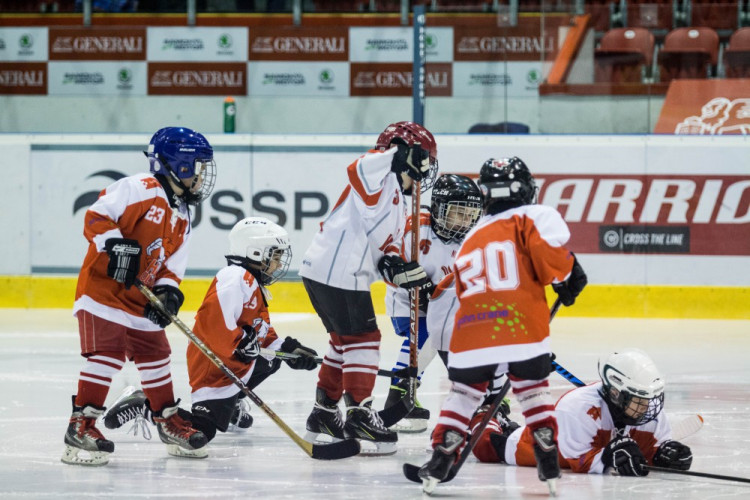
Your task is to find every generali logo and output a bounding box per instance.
[351,63,451,96]
[49,29,146,60]
[148,62,246,95]
[456,35,553,55]
[0,63,46,94]
[251,36,345,54]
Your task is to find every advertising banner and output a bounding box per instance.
[349,27,453,63]
[0,62,47,95]
[350,62,451,97]
[249,26,348,61]
[452,61,542,97]
[146,27,248,62]
[247,61,349,96]
[147,62,247,95]
[0,27,48,62]
[653,79,750,134]
[48,61,147,95]
[49,28,146,61]
[453,20,560,62]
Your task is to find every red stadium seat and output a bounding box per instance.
[658,27,719,81]
[595,27,655,82]
[724,27,750,77]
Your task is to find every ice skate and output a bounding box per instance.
[417,429,464,494]
[61,396,115,466]
[532,426,561,496]
[151,401,208,459]
[384,381,429,433]
[304,388,346,444]
[344,394,398,456]
[228,397,253,431]
[102,386,152,439]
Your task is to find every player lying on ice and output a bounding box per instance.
[381,174,483,433]
[62,127,217,466]
[469,349,693,478]
[417,156,587,495]
[102,217,319,453]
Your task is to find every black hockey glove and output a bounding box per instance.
[378,255,431,290]
[234,325,260,364]
[143,285,184,328]
[390,136,430,182]
[601,436,649,476]
[280,337,319,371]
[104,238,141,289]
[418,281,435,314]
[552,253,588,307]
[653,440,692,471]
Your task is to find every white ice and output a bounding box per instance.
[1,309,749,499]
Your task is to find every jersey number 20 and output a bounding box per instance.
[455,241,519,297]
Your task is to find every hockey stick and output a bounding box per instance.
[403,297,564,486]
[646,465,750,484]
[259,348,403,379]
[406,177,421,413]
[137,284,360,460]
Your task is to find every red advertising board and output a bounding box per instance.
[0,62,47,94]
[49,28,146,61]
[147,62,247,95]
[536,174,750,256]
[350,62,451,97]
[249,26,348,61]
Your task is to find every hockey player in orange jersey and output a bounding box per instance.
[469,349,693,477]
[418,157,587,494]
[101,217,319,446]
[62,127,217,466]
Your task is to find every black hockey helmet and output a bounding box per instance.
[478,156,537,213]
[430,174,483,243]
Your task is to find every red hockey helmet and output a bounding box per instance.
[376,121,438,191]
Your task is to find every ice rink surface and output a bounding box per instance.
[1,309,749,499]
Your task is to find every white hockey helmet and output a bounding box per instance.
[227,217,291,286]
[598,348,665,426]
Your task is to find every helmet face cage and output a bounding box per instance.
[478,157,538,210]
[149,127,216,205]
[599,354,666,426]
[376,121,438,193]
[227,217,291,286]
[258,245,292,286]
[433,200,482,242]
[604,384,665,426]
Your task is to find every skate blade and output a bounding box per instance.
[357,440,397,456]
[422,476,440,495]
[391,418,428,434]
[546,478,558,497]
[61,445,110,466]
[166,444,208,459]
[303,430,343,444]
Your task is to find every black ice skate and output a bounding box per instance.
[61,395,115,466]
[304,388,346,444]
[417,429,464,494]
[102,386,152,439]
[384,381,429,433]
[228,397,253,431]
[532,426,561,496]
[151,401,208,459]
[344,393,398,456]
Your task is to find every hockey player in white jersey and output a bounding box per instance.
[300,121,437,455]
[469,349,693,477]
[381,174,482,432]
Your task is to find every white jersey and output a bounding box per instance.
[299,147,408,291]
[504,383,673,473]
[384,209,460,318]
[426,273,458,352]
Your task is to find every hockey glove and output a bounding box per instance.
[390,136,430,182]
[601,436,649,476]
[653,440,692,471]
[234,325,260,364]
[378,255,431,290]
[143,285,184,328]
[104,238,142,289]
[552,253,588,307]
[418,281,435,314]
[280,337,319,371]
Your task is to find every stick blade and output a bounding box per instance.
[671,414,704,441]
[310,438,361,460]
[403,463,422,483]
[379,398,414,428]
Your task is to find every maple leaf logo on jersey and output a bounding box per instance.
[419,239,431,255]
[73,170,126,214]
[587,406,602,422]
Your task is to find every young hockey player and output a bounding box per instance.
[63,126,217,466]
[470,349,693,478]
[418,157,587,494]
[382,174,482,432]
[300,121,437,455]
[102,217,319,447]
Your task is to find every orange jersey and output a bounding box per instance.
[73,173,192,331]
[450,205,574,369]
[188,265,281,402]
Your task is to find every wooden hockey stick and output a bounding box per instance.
[138,284,360,460]
[259,348,400,379]
[406,177,421,412]
[646,465,750,484]
[403,298,563,487]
